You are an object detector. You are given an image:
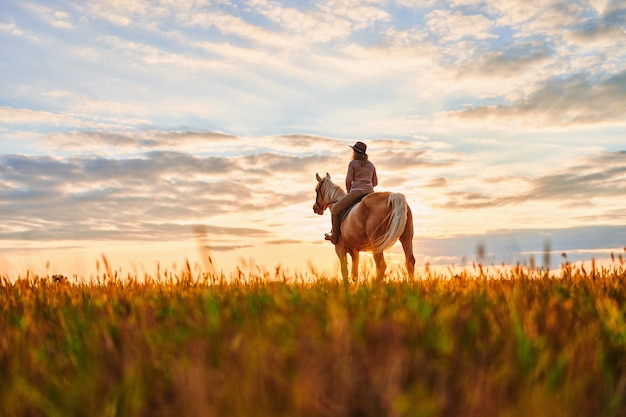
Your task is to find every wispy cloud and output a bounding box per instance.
[438,151,626,209]
[427,9,496,42]
[0,21,25,37]
[457,41,552,78]
[20,2,75,29]
[451,71,626,126]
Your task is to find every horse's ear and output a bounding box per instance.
[325,172,330,179]
[316,173,322,182]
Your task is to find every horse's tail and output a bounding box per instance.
[371,193,408,253]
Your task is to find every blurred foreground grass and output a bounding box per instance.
[1,260,625,417]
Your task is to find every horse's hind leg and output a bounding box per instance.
[373,252,387,281]
[401,237,416,278]
[401,207,416,278]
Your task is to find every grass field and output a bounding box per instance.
[1,256,625,417]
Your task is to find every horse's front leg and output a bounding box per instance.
[373,252,387,281]
[349,250,359,283]
[335,244,349,283]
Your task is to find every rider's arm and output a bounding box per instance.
[372,165,378,188]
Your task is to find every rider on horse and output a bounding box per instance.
[325,141,378,244]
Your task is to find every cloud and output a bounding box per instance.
[0,130,452,245]
[527,151,626,199]
[375,149,455,172]
[267,239,302,245]
[412,224,626,268]
[450,71,626,126]
[423,177,448,188]
[0,151,240,225]
[438,151,626,210]
[248,0,390,44]
[272,134,346,152]
[318,0,391,31]
[80,0,389,48]
[79,0,169,27]
[0,221,268,242]
[45,130,241,153]
[0,107,84,126]
[186,10,288,47]
[0,106,150,131]
[19,2,75,29]
[426,9,496,42]
[577,208,626,223]
[0,21,24,36]
[457,41,553,78]
[202,243,255,253]
[485,0,579,33]
[89,35,228,73]
[567,21,626,46]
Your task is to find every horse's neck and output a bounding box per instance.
[327,182,346,202]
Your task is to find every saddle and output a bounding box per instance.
[325,193,371,244]
[339,194,368,223]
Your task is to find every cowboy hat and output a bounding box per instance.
[349,141,367,154]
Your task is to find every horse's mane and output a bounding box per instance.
[321,178,346,202]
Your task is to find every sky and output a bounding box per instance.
[1,0,625,278]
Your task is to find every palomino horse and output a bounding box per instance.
[313,173,415,281]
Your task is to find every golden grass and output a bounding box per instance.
[1,256,625,417]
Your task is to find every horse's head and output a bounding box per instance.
[313,172,331,215]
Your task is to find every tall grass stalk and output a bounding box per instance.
[1,260,625,417]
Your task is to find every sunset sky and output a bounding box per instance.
[1,0,625,277]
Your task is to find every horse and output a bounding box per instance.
[313,172,415,281]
